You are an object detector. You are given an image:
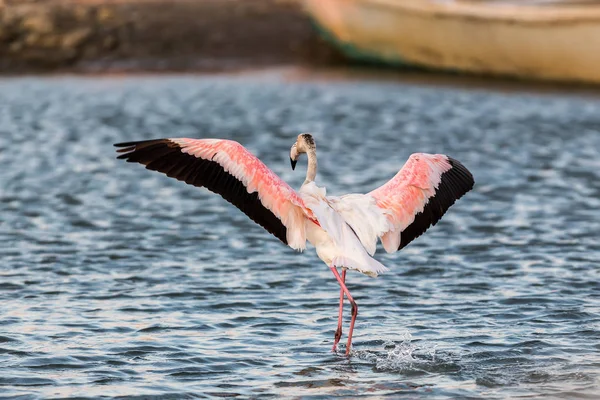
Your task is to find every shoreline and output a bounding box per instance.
[2,0,600,96]
[0,0,343,74]
[2,65,600,98]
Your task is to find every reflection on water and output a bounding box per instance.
[1,72,599,398]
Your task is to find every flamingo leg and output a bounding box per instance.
[333,268,347,351]
[330,266,357,356]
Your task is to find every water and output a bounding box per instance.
[1,72,600,399]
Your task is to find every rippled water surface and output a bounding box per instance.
[1,73,600,399]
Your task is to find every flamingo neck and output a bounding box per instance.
[304,148,318,185]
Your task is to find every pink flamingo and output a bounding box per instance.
[115,134,474,355]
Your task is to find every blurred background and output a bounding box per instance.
[0,0,341,73]
[0,0,599,84]
[1,1,600,399]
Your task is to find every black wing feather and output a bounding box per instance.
[114,139,288,244]
[398,158,474,250]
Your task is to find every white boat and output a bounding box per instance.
[303,0,600,84]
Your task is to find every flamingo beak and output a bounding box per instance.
[290,143,299,170]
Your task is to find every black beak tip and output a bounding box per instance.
[290,158,297,170]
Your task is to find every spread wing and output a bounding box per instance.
[369,153,474,252]
[114,138,308,249]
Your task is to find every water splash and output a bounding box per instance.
[376,332,421,370]
[353,331,466,377]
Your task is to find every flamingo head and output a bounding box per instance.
[290,133,315,170]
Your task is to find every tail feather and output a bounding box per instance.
[331,256,389,278]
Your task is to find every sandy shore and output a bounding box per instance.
[0,0,344,73]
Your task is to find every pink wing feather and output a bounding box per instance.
[115,138,309,249]
[369,153,474,252]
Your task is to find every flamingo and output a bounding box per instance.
[114,133,474,355]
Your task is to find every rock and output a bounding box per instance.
[96,6,113,23]
[9,41,23,53]
[21,12,53,34]
[38,34,60,48]
[24,32,40,46]
[61,27,91,49]
[72,5,89,21]
[102,34,117,51]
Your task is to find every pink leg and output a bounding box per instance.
[330,266,357,356]
[333,268,347,351]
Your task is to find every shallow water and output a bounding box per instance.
[1,74,600,399]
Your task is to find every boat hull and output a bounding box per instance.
[303,0,600,83]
